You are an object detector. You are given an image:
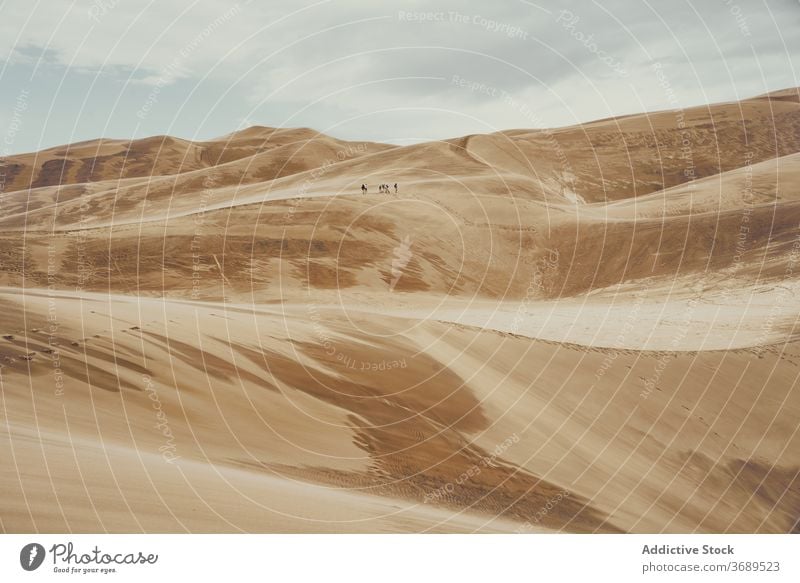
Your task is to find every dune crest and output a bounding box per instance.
[2,89,800,533]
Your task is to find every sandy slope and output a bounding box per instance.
[1,89,799,533]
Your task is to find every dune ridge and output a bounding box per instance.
[1,89,800,533]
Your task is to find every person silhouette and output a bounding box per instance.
[394,183,398,194]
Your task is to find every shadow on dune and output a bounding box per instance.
[226,339,621,532]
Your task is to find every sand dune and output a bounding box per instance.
[1,89,799,533]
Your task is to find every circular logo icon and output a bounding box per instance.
[20,543,46,571]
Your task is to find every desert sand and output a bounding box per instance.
[1,88,799,533]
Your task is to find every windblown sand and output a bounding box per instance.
[1,88,799,533]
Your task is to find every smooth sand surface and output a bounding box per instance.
[1,89,800,532]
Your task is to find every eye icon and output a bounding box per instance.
[20,543,46,571]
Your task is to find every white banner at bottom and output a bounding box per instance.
[1,534,797,582]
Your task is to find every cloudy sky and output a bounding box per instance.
[1,0,798,154]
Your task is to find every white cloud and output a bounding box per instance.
[0,0,798,150]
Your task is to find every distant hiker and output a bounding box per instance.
[394,183,398,194]
[361,184,367,195]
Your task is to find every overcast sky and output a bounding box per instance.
[1,0,798,154]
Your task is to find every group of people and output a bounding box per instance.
[361,183,398,195]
